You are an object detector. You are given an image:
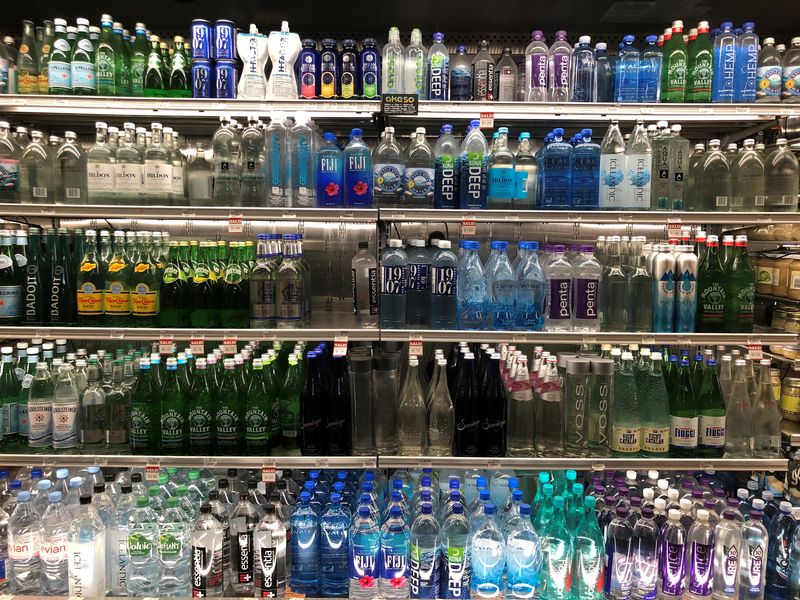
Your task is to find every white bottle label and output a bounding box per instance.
[87,163,116,193]
[115,163,142,194]
[172,168,184,197]
[699,415,726,448]
[600,154,626,208]
[641,426,669,454]
[670,415,698,448]
[611,426,640,454]
[40,538,68,562]
[624,153,651,209]
[27,401,52,447]
[69,538,106,597]
[52,400,79,448]
[144,163,173,196]
[9,532,41,560]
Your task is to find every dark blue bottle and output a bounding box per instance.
[300,352,324,455]
[339,39,359,99]
[298,39,320,99]
[570,128,600,209]
[320,38,340,99]
[359,38,380,98]
[316,133,344,207]
[479,354,506,457]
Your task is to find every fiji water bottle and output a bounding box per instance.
[343,128,372,207]
[380,505,410,598]
[316,133,343,208]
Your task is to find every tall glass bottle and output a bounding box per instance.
[723,236,755,333]
[19,130,53,203]
[76,229,103,326]
[95,15,116,95]
[725,359,753,457]
[70,19,96,95]
[427,358,454,457]
[17,20,39,94]
[696,359,726,458]
[130,231,159,326]
[103,230,131,326]
[753,358,781,457]
[160,357,186,454]
[55,132,88,204]
[397,357,426,456]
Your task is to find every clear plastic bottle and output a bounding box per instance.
[599,120,627,209]
[525,30,549,102]
[380,504,410,598]
[756,37,782,102]
[39,491,69,595]
[545,244,573,331]
[426,32,449,101]
[495,48,518,101]
[19,130,53,203]
[660,509,687,598]
[471,40,496,101]
[8,490,40,594]
[430,240,457,329]
[381,27,404,94]
[343,127,373,208]
[624,120,653,210]
[351,241,378,327]
[764,138,799,212]
[572,244,602,332]
[373,126,404,208]
[239,115,266,207]
[458,120,489,209]
[54,131,87,204]
[686,508,715,599]
[740,510,768,600]
[404,127,435,208]
[456,240,487,329]
[402,28,426,97]
[190,503,224,597]
[253,503,287,596]
[450,46,472,101]
[67,494,106,597]
[547,30,572,102]
[570,36,596,102]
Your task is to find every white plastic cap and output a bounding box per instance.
[655,498,667,510]
[668,509,681,520]
[388,239,403,248]
[668,489,679,501]
[752,499,766,510]
[649,470,659,481]
[764,37,775,45]
[781,501,793,513]
[626,470,637,481]
[596,42,607,50]
[697,509,709,521]
[409,239,425,247]
[643,488,655,501]
[579,35,591,43]
[680,498,692,511]
[438,240,451,249]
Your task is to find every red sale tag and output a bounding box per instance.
[228,216,243,233]
[461,218,477,237]
[158,337,174,355]
[480,112,494,129]
[262,467,276,483]
[222,336,238,355]
[190,337,205,356]
[747,344,764,361]
[409,337,424,356]
[333,336,348,357]
[145,465,160,482]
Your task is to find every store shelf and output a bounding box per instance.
[0,96,796,124]
[0,203,378,222]
[763,350,800,370]
[379,330,798,345]
[755,293,800,306]
[0,453,377,469]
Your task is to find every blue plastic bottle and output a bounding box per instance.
[470,503,506,597]
[359,38,380,98]
[315,133,343,207]
[486,241,515,330]
[734,22,759,102]
[379,239,408,329]
[570,128,600,209]
[766,500,796,599]
[409,502,441,598]
[320,492,350,597]
[291,491,321,595]
[434,125,459,209]
[505,504,542,598]
[615,35,640,102]
[319,38,340,99]
[541,127,572,209]
[513,241,546,330]
[456,240,487,330]
[605,506,635,599]
[570,36,596,102]
[712,22,736,102]
[440,502,471,599]
[449,46,472,101]
[405,240,431,327]
[639,35,663,102]
[343,128,373,207]
[350,505,381,599]
[298,39,320,99]
[430,241,458,329]
[380,505,411,598]
[427,33,450,101]
[458,120,489,210]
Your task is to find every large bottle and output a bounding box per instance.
[239,116,266,207]
[756,37,782,102]
[316,133,343,208]
[605,506,634,598]
[525,30,549,102]
[602,236,628,331]
[696,139,732,211]
[572,244,602,332]
[380,239,407,329]
[405,239,430,327]
[433,124,459,209]
[430,240,457,329]
[687,21,713,102]
[456,240,486,330]
[343,128,373,208]
[458,120,489,209]
[660,509,687,597]
[615,35,640,102]
[571,128,600,209]
[712,22,736,102]
[487,127,515,209]
[740,510,768,600]
[373,126,404,208]
[544,245,573,331]
[210,117,241,204]
[767,501,795,599]
[610,352,640,457]
[599,120,626,209]
[380,505,410,598]
[266,21,299,99]
[686,509,715,598]
[541,127,572,209]
[734,22,759,103]
[471,40,495,101]
[639,35,663,102]
[640,352,671,458]
[723,235,754,332]
[265,114,290,207]
[661,21,687,102]
[731,139,765,211]
[495,47,518,101]
[402,28,425,97]
[450,45,472,101]
[19,130,53,203]
[764,138,800,212]
[403,127,435,208]
[547,30,571,101]
[725,359,753,457]
[381,27,404,94]
[426,32,449,101]
[623,120,652,210]
[753,358,781,457]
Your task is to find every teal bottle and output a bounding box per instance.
[571,496,604,600]
[539,495,573,600]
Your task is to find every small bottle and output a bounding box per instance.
[351,241,378,327]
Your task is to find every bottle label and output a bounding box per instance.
[161,408,186,451]
[27,401,51,447]
[48,60,71,90]
[514,169,529,200]
[9,533,40,561]
[428,53,449,100]
[688,542,713,595]
[191,545,211,596]
[408,262,430,291]
[130,406,153,450]
[431,265,456,296]
[0,158,19,191]
[361,52,378,98]
[691,54,713,93]
[450,66,471,101]
[460,151,486,209]
[188,406,213,448]
[383,48,401,92]
[381,265,407,295]
[104,282,131,315]
[530,52,547,91]
[757,66,782,98]
[487,165,515,198]
[404,167,435,199]
[599,154,625,208]
[17,401,26,436]
[553,53,570,90]
[641,426,669,454]
[70,61,96,90]
[573,277,599,321]
[0,285,22,320]
[721,543,739,594]
[340,56,356,98]
[96,47,115,89]
[409,542,440,598]
[131,283,158,317]
[746,543,765,594]
[783,67,800,99]
[234,530,254,585]
[350,547,378,590]
[547,278,572,320]
[380,546,408,589]
[611,426,640,454]
[127,533,154,558]
[670,415,698,449]
[69,540,105,597]
[441,545,469,599]
[77,281,103,316]
[52,400,79,448]
[1,401,17,435]
[159,524,185,558]
[626,153,652,208]
[245,407,269,444]
[115,163,142,193]
[661,541,686,596]
[256,537,280,596]
[734,283,755,322]
[299,53,317,98]
[276,280,304,321]
[698,281,725,323]
[698,415,725,448]
[607,546,633,597]
[367,267,379,314]
[172,168,184,197]
[144,163,173,195]
[40,538,68,562]
[215,407,241,449]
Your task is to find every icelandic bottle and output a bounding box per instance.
[404,128,435,208]
[434,125,459,209]
[624,120,652,210]
[599,120,626,209]
[450,46,472,101]
[344,128,372,208]
[458,120,489,209]
[712,22,736,103]
[316,133,343,208]
[403,28,426,97]
[373,126,404,208]
[426,33,449,101]
[487,127,515,209]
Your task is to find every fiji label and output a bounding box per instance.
[573,277,599,321]
[699,415,726,448]
[27,401,52,447]
[547,278,572,321]
[381,265,407,295]
[405,167,435,199]
[52,400,79,448]
[611,426,640,454]
[641,426,669,454]
[670,415,698,449]
[431,266,456,296]
[688,542,713,595]
[380,547,408,589]
[350,548,378,591]
[77,281,103,316]
[758,66,782,99]
[409,542,440,598]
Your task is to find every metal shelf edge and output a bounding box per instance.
[380,330,799,344]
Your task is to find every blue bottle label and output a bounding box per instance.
[548,278,572,320]
[434,154,457,208]
[605,544,633,597]
[71,61,96,90]
[653,270,675,331]
[297,135,312,191]
[374,163,404,194]
[410,543,440,598]
[350,547,379,590]
[381,265,407,295]
[487,166,515,198]
[736,44,759,101]
[427,54,449,101]
[48,60,71,90]
[408,263,430,291]
[715,43,736,100]
[431,266,456,296]
[660,541,686,596]
[783,67,800,98]
[675,269,697,332]
[441,545,470,598]
[450,67,471,101]
[270,134,284,193]
[405,167,435,199]
[573,277,599,320]
[757,66,782,98]
[688,542,713,595]
[380,546,408,587]
[514,170,529,200]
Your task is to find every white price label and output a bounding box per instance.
[715,196,728,207]
[228,216,243,233]
[480,112,494,129]
[145,465,160,482]
[461,218,477,237]
[333,336,348,357]
[409,337,424,356]
[190,337,205,355]
[747,344,764,361]
[158,337,174,355]
[261,467,276,483]
[221,336,238,355]
[667,223,682,238]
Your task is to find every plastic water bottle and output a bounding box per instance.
[439,502,470,599]
[712,22,736,102]
[570,129,600,209]
[686,509,715,599]
[190,503,224,597]
[615,35,640,102]
[631,506,659,599]
[450,46,472,101]
[487,127,515,209]
[381,27,404,94]
[572,244,602,332]
[605,506,634,599]
[470,503,505,597]
[402,28,426,97]
[8,491,40,594]
[405,239,430,327]
[265,114,290,207]
[525,31,549,101]
[458,120,489,210]
[127,495,159,596]
[548,31,571,101]
[315,133,343,208]
[350,504,380,598]
[734,22,759,103]
[660,509,687,598]
[456,240,487,330]
[157,497,190,596]
[433,125,459,209]
[430,241,457,329]
[344,128,372,207]
[766,501,795,598]
[740,510,768,600]
[764,139,800,212]
[541,127,572,209]
[624,120,653,209]
[539,495,572,598]
[426,33,449,101]
[513,133,537,208]
[505,503,542,598]
[756,37,782,103]
[320,493,349,596]
[380,505,410,598]
[39,491,69,595]
[471,40,495,101]
[404,128,435,208]
[486,240,514,330]
[380,239,408,329]
[545,245,573,331]
[408,502,440,598]
[372,126,404,208]
[595,43,614,102]
[68,494,106,597]
[108,484,134,596]
[514,241,546,330]
[639,35,663,102]
[599,120,626,209]
[291,491,320,595]
[713,510,743,599]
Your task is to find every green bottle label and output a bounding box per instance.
[96,46,115,91]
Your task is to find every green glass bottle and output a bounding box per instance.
[160,241,188,328]
[686,21,713,102]
[222,242,249,329]
[640,352,670,458]
[130,23,148,96]
[176,352,193,397]
[76,229,104,326]
[160,357,186,455]
[0,347,20,446]
[130,231,160,326]
[113,22,131,96]
[17,348,37,449]
[168,36,190,98]
[47,19,72,95]
[0,229,23,324]
[696,358,726,458]
[215,358,244,455]
[70,19,97,96]
[696,235,726,332]
[144,36,164,97]
[279,353,303,452]
[130,358,159,454]
[245,358,271,455]
[190,241,216,328]
[264,354,280,450]
[160,42,171,88]
[18,20,40,94]
[95,14,116,96]
[669,358,698,458]
[661,20,687,102]
[723,236,755,333]
[188,357,215,455]
[104,230,132,326]
[37,19,54,93]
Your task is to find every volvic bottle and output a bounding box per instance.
[373,126,404,208]
[434,125,459,209]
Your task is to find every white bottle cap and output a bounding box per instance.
[388,239,403,248]
[655,498,667,510]
[438,240,451,249]
[697,509,709,521]
[668,489,679,501]
[626,470,637,481]
[680,498,692,511]
[408,239,425,247]
[668,509,681,521]
[764,37,775,45]
[579,35,591,44]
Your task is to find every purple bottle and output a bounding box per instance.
[686,508,715,598]
[605,506,635,599]
[524,30,548,102]
[660,509,687,598]
[547,30,572,102]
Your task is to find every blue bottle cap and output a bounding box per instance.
[543,483,554,495]
[337,470,347,480]
[669,355,678,362]
[31,468,42,478]
[299,491,311,503]
[646,34,658,43]
[362,482,374,493]
[470,119,481,127]
[520,503,532,516]
[48,491,63,503]
[743,22,755,30]
[358,505,371,518]
[585,496,597,509]
[480,489,490,500]
[707,359,718,367]
[364,471,375,482]
[539,472,550,483]
[442,124,453,134]
[449,490,460,501]
[422,468,433,474]
[449,478,460,489]
[464,240,480,249]
[321,38,336,47]
[680,359,690,367]
[508,477,519,489]
[17,491,31,502]
[362,38,377,47]
[10,480,21,490]
[518,241,532,250]
[421,502,433,514]
[420,490,431,501]
[457,45,467,53]
[56,468,69,479]
[553,127,565,136]
[323,132,336,142]
[623,34,635,43]
[330,492,342,504]
[490,240,509,250]
[304,481,315,491]
[302,38,315,47]
[0,469,7,479]
[553,496,565,508]
[350,128,363,138]
[512,489,523,501]
[333,482,345,492]
[581,128,592,137]
[421,476,431,487]
[391,491,403,502]
[389,505,403,518]
[433,32,444,43]
[722,21,733,29]
[452,503,464,514]
[484,502,497,515]
[566,470,577,481]
[38,480,52,490]
[393,479,403,490]
[529,241,540,250]
[359,493,372,504]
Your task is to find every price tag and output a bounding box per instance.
[667,223,682,238]
[190,337,205,356]
[159,337,174,355]
[261,467,276,483]
[715,196,728,207]
[228,216,243,233]
[333,335,348,357]
[480,112,494,129]
[380,93,419,115]
[222,336,238,355]
[145,465,160,483]
[461,217,477,237]
[755,195,766,206]
[409,336,424,356]
[747,344,764,361]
